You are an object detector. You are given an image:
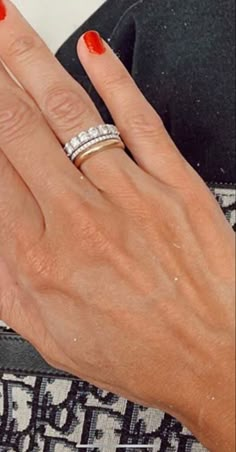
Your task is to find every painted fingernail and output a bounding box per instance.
[0,0,7,21]
[83,30,106,55]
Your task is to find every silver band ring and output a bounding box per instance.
[64,124,124,163]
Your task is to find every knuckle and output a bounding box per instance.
[121,112,165,140]
[48,190,112,256]
[103,71,128,92]
[22,239,55,289]
[6,34,44,61]
[64,196,112,254]
[43,86,91,130]
[80,221,110,253]
[0,92,39,143]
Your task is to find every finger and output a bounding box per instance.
[77,32,196,189]
[0,59,102,212]
[0,59,44,263]
[0,0,99,133]
[0,147,44,264]
[0,1,144,196]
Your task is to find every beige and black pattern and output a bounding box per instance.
[0,184,235,452]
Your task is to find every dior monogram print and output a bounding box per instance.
[0,373,209,452]
[0,185,235,452]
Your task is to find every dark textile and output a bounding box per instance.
[56,0,236,186]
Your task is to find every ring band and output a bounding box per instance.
[64,124,123,163]
[71,134,122,162]
[74,139,125,168]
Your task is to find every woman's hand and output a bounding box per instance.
[0,2,235,451]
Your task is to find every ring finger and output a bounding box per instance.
[0,0,142,195]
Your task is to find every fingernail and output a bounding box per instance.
[83,30,106,55]
[0,0,7,21]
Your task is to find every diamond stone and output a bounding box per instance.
[112,125,119,134]
[65,143,74,155]
[99,125,109,135]
[107,125,114,134]
[88,127,99,138]
[79,132,89,143]
[71,136,80,149]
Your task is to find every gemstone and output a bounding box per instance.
[79,132,89,143]
[88,127,99,138]
[108,125,114,134]
[71,136,80,149]
[99,125,109,135]
[65,143,74,155]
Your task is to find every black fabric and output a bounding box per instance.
[56,0,236,185]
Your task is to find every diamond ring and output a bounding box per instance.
[64,124,124,163]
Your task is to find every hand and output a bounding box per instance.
[0,2,235,451]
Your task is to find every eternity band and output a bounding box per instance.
[64,124,123,163]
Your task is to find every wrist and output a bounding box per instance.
[173,336,235,451]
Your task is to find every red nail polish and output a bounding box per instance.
[83,30,106,55]
[0,0,6,21]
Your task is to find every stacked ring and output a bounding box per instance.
[64,124,125,168]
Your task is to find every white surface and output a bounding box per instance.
[11,0,105,53]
